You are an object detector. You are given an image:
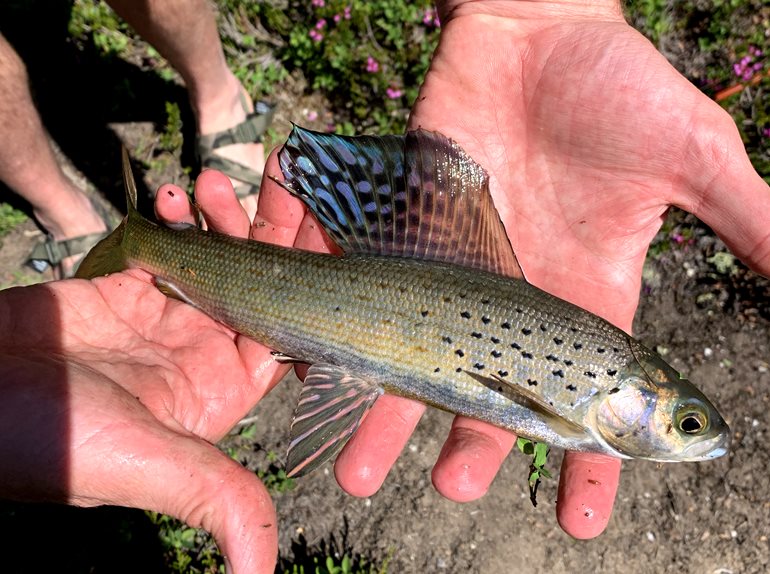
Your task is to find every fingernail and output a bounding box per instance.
[224,556,233,574]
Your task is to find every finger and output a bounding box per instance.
[673,100,770,277]
[251,150,308,246]
[556,451,621,539]
[194,169,251,239]
[334,395,425,496]
[431,417,516,502]
[155,183,197,226]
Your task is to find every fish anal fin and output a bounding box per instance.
[465,371,586,438]
[286,363,382,478]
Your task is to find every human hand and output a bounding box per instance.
[389,0,769,538]
[0,169,309,573]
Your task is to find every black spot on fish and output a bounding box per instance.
[515,307,523,313]
[459,291,467,299]
[511,342,521,350]
[612,347,620,353]
[522,328,532,336]
[521,352,533,359]
[491,350,502,358]
[527,379,538,386]
[421,310,429,317]
[471,332,483,339]
[540,324,547,332]
[498,370,509,377]
[456,367,462,373]
[481,298,490,305]
[554,338,563,345]
[546,354,559,362]
[608,387,620,394]
[501,321,511,330]
[434,367,440,373]
[564,360,574,366]
[491,336,500,344]
[597,347,605,354]
[584,371,597,379]
[482,316,491,324]
[552,369,565,378]
[455,349,465,357]
[473,362,485,370]
[566,384,577,391]
[443,296,452,303]
[334,306,341,312]
[442,336,453,344]
[461,311,471,319]
[607,369,618,376]
[574,342,583,350]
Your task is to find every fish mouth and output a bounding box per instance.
[678,425,731,461]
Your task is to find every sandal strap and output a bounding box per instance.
[197,102,276,153]
[197,100,276,192]
[27,230,108,268]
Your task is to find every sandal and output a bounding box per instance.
[196,94,276,199]
[26,197,115,279]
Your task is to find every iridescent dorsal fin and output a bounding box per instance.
[278,126,523,278]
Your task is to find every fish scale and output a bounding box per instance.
[78,129,729,476]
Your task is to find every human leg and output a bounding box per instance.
[0,32,109,277]
[106,0,271,218]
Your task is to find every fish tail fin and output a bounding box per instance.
[75,148,140,279]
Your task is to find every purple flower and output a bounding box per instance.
[422,7,440,27]
[344,5,351,19]
[315,18,326,30]
[309,29,323,42]
[366,56,379,73]
[305,109,319,122]
[386,87,403,99]
[763,127,770,138]
[311,0,325,7]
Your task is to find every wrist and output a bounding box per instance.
[436,0,624,23]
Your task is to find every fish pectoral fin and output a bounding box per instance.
[465,371,587,438]
[286,363,383,478]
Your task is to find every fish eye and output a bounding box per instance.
[677,410,707,435]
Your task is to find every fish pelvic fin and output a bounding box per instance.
[75,147,139,279]
[278,125,524,279]
[286,363,382,478]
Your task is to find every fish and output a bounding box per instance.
[77,127,730,477]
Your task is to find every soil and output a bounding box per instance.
[1,6,769,574]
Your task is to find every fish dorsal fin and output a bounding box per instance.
[466,371,586,438]
[286,363,382,478]
[279,126,523,278]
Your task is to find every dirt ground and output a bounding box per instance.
[1,6,770,574]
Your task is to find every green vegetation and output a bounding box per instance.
[0,202,27,241]
[516,438,552,507]
[285,553,390,574]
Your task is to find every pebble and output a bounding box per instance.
[704,347,713,358]
[646,531,656,542]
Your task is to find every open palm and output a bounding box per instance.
[411,1,770,533]
[328,1,770,539]
[0,173,293,574]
